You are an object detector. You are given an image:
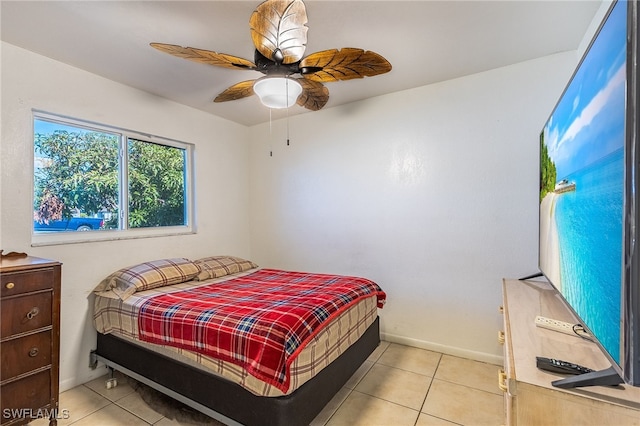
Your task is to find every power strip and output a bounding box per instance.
[534,315,590,338]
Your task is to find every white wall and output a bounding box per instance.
[0,42,251,391]
[0,37,582,391]
[248,52,578,363]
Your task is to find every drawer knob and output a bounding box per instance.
[26,307,40,320]
[5,282,15,289]
[498,369,508,392]
[28,347,39,357]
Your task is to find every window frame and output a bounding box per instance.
[31,111,196,246]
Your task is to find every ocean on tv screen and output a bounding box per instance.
[539,0,626,365]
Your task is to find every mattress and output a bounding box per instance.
[93,270,379,397]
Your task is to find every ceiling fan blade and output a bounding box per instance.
[300,48,392,82]
[296,79,329,111]
[249,0,308,64]
[214,80,256,103]
[150,43,256,70]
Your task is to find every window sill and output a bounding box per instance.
[31,226,195,247]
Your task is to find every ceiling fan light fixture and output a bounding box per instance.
[253,76,302,109]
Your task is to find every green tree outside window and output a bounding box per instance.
[34,117,189,233]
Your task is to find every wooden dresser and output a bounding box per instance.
[499,278,640,425]
[0,255,61,426]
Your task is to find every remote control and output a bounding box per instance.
[536,357,594,375]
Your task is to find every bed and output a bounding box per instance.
[91,256,386,425]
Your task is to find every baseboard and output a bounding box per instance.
[59,366,110,393]
[381,332,504,366]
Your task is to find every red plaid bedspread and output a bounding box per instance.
[137,268,386,392]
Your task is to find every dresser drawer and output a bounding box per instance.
[1,330,52,381]
[1,292,52,338]
[1,269,53,298]
[0,369,51,425]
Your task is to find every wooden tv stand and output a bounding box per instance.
[500,278,640,425]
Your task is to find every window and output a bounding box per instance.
[33,112,194,245]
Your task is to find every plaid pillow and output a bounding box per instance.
[94,258,200,300]
[194,255,258,281]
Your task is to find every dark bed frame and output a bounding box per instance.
[92,317,380,426]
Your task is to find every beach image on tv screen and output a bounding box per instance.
[538,1,626,364]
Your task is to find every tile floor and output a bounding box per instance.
[31,342,504,426]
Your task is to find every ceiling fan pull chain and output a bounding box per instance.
[269,108,273,157]
[286,79,291,147]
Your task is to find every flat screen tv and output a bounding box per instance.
[537,0,639,388]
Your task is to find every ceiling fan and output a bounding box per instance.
[150,0,392,111]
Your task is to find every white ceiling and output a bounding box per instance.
[1,1,601,127]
